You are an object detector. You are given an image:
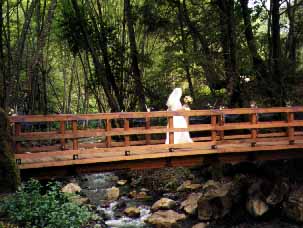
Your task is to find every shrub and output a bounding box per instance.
[0,179,93,228]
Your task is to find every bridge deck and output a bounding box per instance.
[9,107,303,178]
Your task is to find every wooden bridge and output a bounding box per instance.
[9,107,303,179]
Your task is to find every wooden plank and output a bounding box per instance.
[17,142,303,169]
[72,120,78,150]
[288,112,295,144]
[124,119,130,146]
[14,123,21,153]
[145,117,151,144]
[168,116,174,144]
[60,121,65,150]
[250,113,257,146]
[211,115,217,148]
[106,119,112,147]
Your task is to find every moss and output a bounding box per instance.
[0,108,20,193]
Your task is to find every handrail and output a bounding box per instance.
[10,106,303,123]
[9,106,303,155]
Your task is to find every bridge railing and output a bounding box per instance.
[9,107,303,155]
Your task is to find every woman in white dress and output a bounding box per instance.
[165,88,193,144]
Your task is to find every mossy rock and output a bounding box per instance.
[0,108,20,193]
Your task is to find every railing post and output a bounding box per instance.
[250,112,257,147]
[211,115,217,149]
[168,116,174,145]
[145,117,151,144]
[219,113,224,141]
[106,119,112,147]
[287,112,295,145]
[15,123,21,153]
[60,121,65,150]
[72,120,78,150]
[124,118,130,146]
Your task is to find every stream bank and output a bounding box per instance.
[63,159,303,227]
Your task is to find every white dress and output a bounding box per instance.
[165,88,193,144]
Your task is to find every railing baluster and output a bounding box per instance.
[15,123,21,153]
[168,116,174,145]
[219,113,224,140]
[106,119,112,147]
[72,120,78,150]
[211,115,217,149]
[60,121,65,150]
[250,113,257,147]
[124,118,130,146]
[287,112,295,145]
[145,117,151,144]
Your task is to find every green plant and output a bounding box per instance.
[0,179,93,228]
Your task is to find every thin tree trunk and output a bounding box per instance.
[271,0,283,104]
[71,0,120,112]
[0,0,5,109]
[124,0,146,111]
[216,0,242,107]
[177,0,195,99]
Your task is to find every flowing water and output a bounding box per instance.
[78,172,152,228]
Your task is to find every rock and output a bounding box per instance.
[129,190,148,199]
[106,187,120,200]
[180,192,202,215]
[151,198,177,211]
[124,207,141,218]
[266,181,289,205]
[146,210,186,228]
[117,180,127,186]
[192,223,207,228]
[246,179,271,217]
[177,180,202,192]
[246,198,269,217]
[283,186,303,222]
[70,195,89,205]
[197,180,241,221]
[61,183,81,193]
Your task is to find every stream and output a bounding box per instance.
[78,172,153,228]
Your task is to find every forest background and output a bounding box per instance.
[0,0,302,115]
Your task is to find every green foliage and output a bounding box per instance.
[0,179,93,228]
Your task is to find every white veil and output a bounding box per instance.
[166,88,182,111]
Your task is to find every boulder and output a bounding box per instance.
[146,210,186,228]
[129,190,149,200]
[151,198,177,211]
[197,180,242,221]
[124,207,141,218]
[192,223,207,228]
[246,179,272,217]
[266,181,289,206]
[177,180,202,192]
[283,186,303,222]
[106,187,120,201]
[61,183,81,193]
[180,192,202,215]
[246,198,269,217]
[70,195,90,205]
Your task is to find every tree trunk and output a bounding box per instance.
[0,0,5,109]
[239,0,274,100]
[182,0,226,91]
[271,0,283,104]
[124,0,146,111]
[71,0,120,112]
[286,0,297,69]
[216,0,242,107]
[28,0,57,114]
[0,108,21,193]
[177,0,195,99]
